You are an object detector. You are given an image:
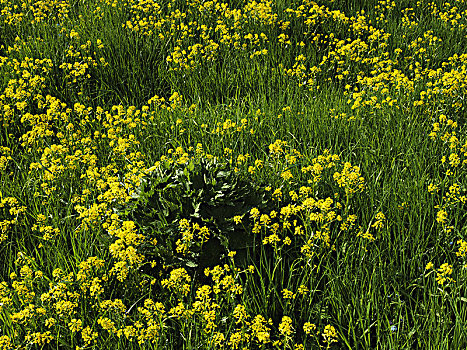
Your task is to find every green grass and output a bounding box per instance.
[1,0,467,349]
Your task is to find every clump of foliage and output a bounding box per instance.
[113,156,270,275]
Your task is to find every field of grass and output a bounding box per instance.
[1,0,467,348]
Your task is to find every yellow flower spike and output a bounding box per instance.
[435,263,455,285]
[278,316,294,338]
[282,289,295,299]
[259,214,270,226]
[250,207,260,220]
[322,324,338,344]
[436,209,448,224]
[456,240,467,257]
[303,322,316,335]
[68,319,83,333]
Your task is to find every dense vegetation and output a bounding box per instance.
[1,0,467,348]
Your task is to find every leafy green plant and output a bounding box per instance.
[113,157,271,275]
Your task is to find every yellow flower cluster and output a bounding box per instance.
[176,219,210,254]
[0,195,27,244]
[333,162,365,197]
[426,261,456,285]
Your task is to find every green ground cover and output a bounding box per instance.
[1,0,467,348]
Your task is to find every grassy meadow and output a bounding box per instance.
[1,0,467,348]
